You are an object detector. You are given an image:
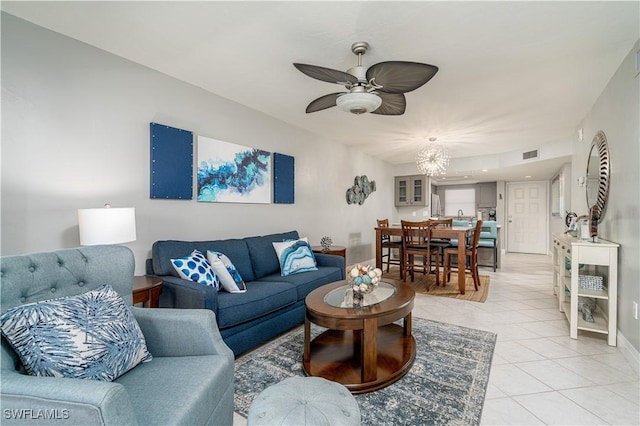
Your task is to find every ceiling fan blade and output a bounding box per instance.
[366,61,438,94]
[305,93,344,113]
[294,63,359,85]
[371,92,406,115]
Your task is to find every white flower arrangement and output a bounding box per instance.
[348,264,383,294]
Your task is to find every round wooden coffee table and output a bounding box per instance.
[303,279,416,394]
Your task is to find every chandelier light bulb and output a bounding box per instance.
[416,140,450,176]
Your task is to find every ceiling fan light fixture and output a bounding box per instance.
[336,92,382,115]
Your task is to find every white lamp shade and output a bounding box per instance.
[336,92,382,114]
[78,207,137,245]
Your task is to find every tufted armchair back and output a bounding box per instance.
[0,245,135,313]
[1,245,135,372]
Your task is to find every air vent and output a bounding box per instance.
[522,149,538,160]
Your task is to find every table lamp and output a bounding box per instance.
[78,204,137,245]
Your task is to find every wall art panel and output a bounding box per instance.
[197,135,271,203]
[150,122,193,199]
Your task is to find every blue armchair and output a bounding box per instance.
[1,246,234,425]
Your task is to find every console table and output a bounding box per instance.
[552,233,618,346]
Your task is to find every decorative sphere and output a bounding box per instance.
[362,275,372,284]
[354,276,363,285]
[349,268,359,278]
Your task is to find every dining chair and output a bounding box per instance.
[377,218,403,276]
[477,220,498,272]
[442,219,483,291]
[428,218,453,257]
[400,220,440,286]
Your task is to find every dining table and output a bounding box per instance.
[375,225,475,294]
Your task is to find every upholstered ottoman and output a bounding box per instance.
[248,376,361,425]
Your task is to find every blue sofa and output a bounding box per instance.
[1,246,234,425]
[147,230,345,356]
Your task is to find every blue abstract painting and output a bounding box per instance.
[197,136,271,203]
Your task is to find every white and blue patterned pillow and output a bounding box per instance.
[171,249,220,289]
[207,251,247,293]
[0,284,152,382]
[272,237,318,276]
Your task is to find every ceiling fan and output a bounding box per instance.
[293,41,438,116]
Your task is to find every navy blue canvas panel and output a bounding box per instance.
[150,122,193,199]
[273,152,295,204]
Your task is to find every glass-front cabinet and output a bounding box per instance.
[395,175,427,207]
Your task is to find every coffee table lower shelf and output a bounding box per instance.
[303,323,416,394]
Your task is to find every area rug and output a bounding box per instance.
[234,318,497,425]
[382,266,491,303]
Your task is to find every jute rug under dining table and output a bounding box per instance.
[381,266,490,302]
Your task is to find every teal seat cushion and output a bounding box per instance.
[115,355,233,425]
[478,240,496,247]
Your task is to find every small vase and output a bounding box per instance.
[352,289,364,307]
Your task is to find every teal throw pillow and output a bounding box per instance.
[0,284,152,381]
[272,237,318,276]
[171,249,220,288]
[207,251,247,293]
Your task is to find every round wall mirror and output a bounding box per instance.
[585,130,610,218]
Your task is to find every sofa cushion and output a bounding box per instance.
[153,239,254,282]
[245,231,299,279]
[215,281,297,329]
[272,238,318,276]
[257,266,343,301]
[0,284,152,382]
[171,250,220,289]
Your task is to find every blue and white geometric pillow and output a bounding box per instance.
[171,249,220,289]
[207,251,247,293]
[0,284,152,382]
[272,237,318,277]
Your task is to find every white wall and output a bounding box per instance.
[573,41,640,353]
[549,163,572,248]
[0,13,396,273]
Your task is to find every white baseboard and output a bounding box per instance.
[617,330,640,375]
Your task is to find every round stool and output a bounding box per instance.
[247,376,361,426]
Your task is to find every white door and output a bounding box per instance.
[506,181,548,254]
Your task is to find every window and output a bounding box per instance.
[443,188,476,217]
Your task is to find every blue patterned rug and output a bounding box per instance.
[234,318,496,425]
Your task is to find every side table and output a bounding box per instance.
[132,276,163,308]
[311,245,346,258]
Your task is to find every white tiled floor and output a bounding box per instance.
[233,252,639,425]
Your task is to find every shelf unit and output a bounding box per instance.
[552,233,619,346]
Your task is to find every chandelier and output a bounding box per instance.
[416,138,450,176]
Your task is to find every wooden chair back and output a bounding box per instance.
[470,220,483,250]
[430,218,453,228]
[400,220,432,250]
[377,218,391,243]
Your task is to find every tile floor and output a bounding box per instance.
[233,252,639,425]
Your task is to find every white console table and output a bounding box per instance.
[552,233,619,346]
